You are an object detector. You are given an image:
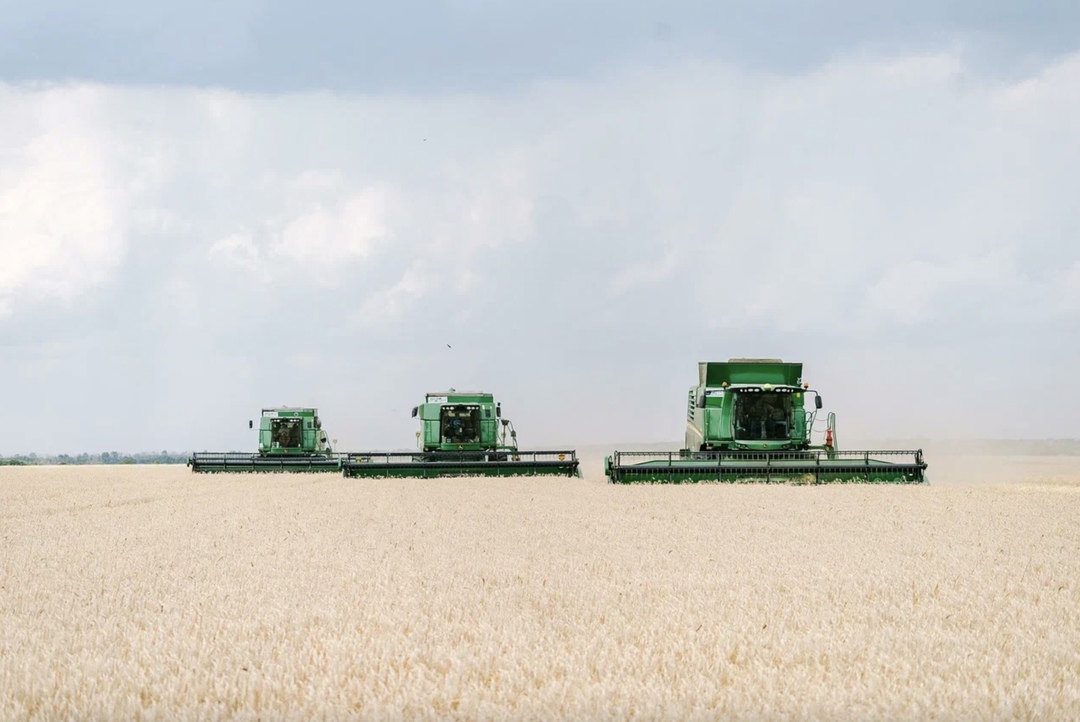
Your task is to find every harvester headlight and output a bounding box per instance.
[763,383,772,391]
[558,454,565,461]
[721,382,728,388]
[803,382,810,389]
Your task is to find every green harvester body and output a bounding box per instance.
[188,407,343,473]
[685,360,810,453]
[606,359,927,484]
[416,391,506,453]
[343,390,580,478]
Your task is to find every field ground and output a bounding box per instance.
[1,453,1078,720]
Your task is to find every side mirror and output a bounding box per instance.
[249,420,253,429]
[496,403,501,418]
[411,406,418,418]
[815,396,823,410]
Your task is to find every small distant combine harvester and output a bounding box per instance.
[605,359,928,484]
[188,391,579,478]
[342,390,580,478]
[188,407,342,473]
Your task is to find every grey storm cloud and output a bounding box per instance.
[2,0,1080,91]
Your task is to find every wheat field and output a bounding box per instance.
[1,455,1078,721]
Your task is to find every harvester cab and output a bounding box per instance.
[343,390,580,478]
[606,359,927,484]
[686,360,820,452]
[411,392,518,454]
[255,408,334,455]
[188,407,343,473]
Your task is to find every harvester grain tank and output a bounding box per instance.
[188,407,343,472]
[342,390,580,478]
[605,359,927,484]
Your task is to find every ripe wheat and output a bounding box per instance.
[1,458,1078,720]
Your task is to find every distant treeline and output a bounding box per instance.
[0,451,189,466]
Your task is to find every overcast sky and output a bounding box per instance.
[2,1,1079,454]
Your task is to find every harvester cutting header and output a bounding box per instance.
[606,359,927,484]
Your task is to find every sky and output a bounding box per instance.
[1,1,1079,454]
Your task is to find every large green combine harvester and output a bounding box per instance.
[605,359,927,484]
[188,407,342,473]
[342,390,580,478]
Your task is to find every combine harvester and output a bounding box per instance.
[605,359,927,484]
[343,390,580,478]
[188,407,342,473]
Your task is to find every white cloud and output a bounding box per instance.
[864,252,1024,326]
[443,150,536,252]
[208,231,260,270]
[418,149,538,298]
[270,185,395,268]
[878,52,965,84]
[198,150,534,306]
[643,50,1080,333]
[354,261,430,325]
[0,87,130,315]
[4,49,1080,447]
[1058,260,1080,314]
[608,248,683,297]
[4,50,1080,338]
[287,170,344,193]
[347,152,539,326]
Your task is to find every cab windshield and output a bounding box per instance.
[270,417,304,448]
[734,392,793,441]
[440,405,481,444]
